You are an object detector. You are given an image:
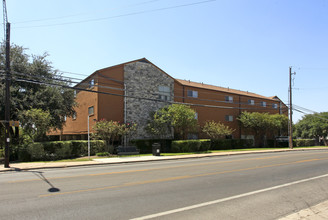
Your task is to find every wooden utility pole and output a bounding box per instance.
[288,67,295,149]
[4,22,11,168]
[3,0,11,168]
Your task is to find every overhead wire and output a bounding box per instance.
[57,68,280,104]
[12,0,162,25]
[8,68,288,110]
[11,70,288,112]
[14,0,216,29]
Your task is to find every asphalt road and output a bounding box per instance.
[1,150,328,220]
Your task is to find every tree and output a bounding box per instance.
[238,112,288,147]
[18,108,51,142]
[146,104,198,139]
[92,120,137,147]
[202,121,235,139]
[0,43,76,141]
[294,112,328,146]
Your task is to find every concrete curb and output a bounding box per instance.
[1,147,328,172]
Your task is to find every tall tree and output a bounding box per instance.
[238,112,288,147]
[294,112,328,146]
[202,121,235,139]
[18,108,51,142]
[147,104,198,139]
[0,43,76,135]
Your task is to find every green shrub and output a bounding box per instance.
[14,140,106,162]
[171,139,211,153]
[210,139,232,150]
[28,143,45,161]
[133,139,172,154]
[294,139,315,147]
[0,149,4,158]
[210,139,254,150]
[96,152,110,157]
[266,139,275,148]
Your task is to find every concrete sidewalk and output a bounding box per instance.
[279,200,328,220]
[1,147,327,172]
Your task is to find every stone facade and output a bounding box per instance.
[124,61,174,139]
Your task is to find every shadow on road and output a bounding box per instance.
[13,168,60,193]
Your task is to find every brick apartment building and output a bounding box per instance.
[51,58,287,141]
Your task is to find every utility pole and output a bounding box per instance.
[3,0,11,168]
[288,67,295,149]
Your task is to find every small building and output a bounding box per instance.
[50,58,287,141]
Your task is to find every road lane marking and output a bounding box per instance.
[38,156,328,198]
[8,152,328,184]
[39,176,192,198]
[131,173,328,220]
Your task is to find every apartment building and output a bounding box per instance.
[51,58,287,141]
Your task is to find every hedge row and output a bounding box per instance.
[132,139,172,154]
[294,139,315,147]
[133,139,252,153]
[210,139,254,150]
[171,139,211,153]
[14,140,106,161]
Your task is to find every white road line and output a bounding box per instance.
[131,173,328,220]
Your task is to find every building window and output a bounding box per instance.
[225,115,233,122]
[272,103,278,109]
[248,99,254,105]
[194,112,198,120]
[73,112,77,120]
[187,133,198,140]
[89,79,95,88]
[225,96,233,103]
[73,90,77,97]
[158,86,171,101]
[64,116,67,122]
[260,101,266,107]
[88,106,94,115]
[187,90,198,98]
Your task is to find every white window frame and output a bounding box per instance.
[194,112,198,120]
[187,90,198,98]
[225,96,233,103]
[225,115,233,122]
[248,99,255,105]
[272,103,278,109]
[261,101,267,107]
[73,112,77,120]
[158,85,171,101]
[89,79,95,88]
[88,106,94,115]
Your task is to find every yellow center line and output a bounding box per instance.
[38,156,328,198]
[8,152,328,184]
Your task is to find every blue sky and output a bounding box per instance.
[3,0,328,122]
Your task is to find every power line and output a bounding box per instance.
[14,0,216,29]
[12,0,162,25]
[13,75,288,112]
[10,70,286,110]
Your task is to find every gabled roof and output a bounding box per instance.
[75,58,174,88]
[176,79,278,101]
[74,58,282,103]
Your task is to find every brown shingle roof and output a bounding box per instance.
[176,79,277,101]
